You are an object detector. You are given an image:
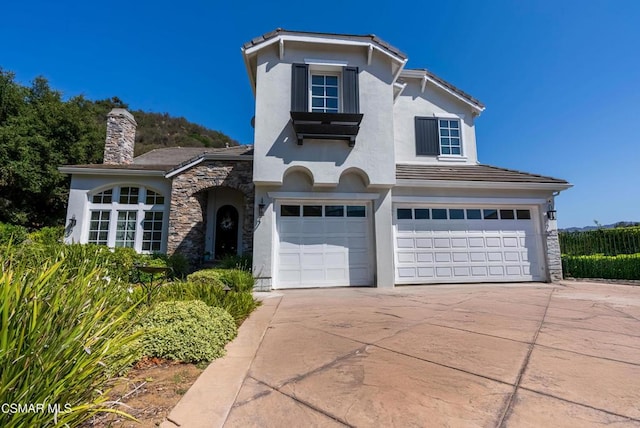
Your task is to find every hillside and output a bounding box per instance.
[92,97,238,156]
[0,71,239,227]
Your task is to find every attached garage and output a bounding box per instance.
[275,202,374,288]
[394,206,545,284]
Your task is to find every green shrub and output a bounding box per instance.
[562,253,640,280]
[0,222,28,245]
[187,268,254,292]
[560,227,640,256]
[0,244,142,427]
[138,300,237,362]
[27,226,64,246]
[217,253,252,271]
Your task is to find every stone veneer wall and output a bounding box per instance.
[167,160,254,262]
[103,109,136,165]
[545,222,563,282]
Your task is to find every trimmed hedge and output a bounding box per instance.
[138,300,237,362]
[559,227,640,256]
[562,254,640,280]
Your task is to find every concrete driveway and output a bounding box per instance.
[166,281,640,427]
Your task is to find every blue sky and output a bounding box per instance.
[2,0,638,228]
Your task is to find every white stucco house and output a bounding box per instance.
[61,29,571,291]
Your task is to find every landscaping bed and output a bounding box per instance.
[0,228,258,427]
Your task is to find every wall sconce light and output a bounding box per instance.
[547,210,557,221]
[69,215,77,228]
[258,198,266,217]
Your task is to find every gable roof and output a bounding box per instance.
[242,28,407,60]
[396,164,571,190]
[399,68,485,112]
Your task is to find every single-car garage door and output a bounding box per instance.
[394,206,544,284]
[276,202,373,288]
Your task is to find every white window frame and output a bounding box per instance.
[438,118,462,156]
[86,185,167,253]
[309,72,341,113]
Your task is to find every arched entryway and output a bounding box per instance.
[215,205,239,258]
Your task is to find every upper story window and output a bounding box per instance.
[438,119,461,155]
[87,185,166,253]
[415,116,463,157]
[311,74,340,113]
[291,63,359,114]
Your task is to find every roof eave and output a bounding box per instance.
[58,167,167,176]
[396,179,572,191]
[165,153,253,178]
[399,69,485,113]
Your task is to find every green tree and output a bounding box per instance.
[0,71,104,226]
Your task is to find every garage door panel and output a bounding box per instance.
[453,252,469,262]
[397,238,414,248]
[417,252,434,263]
[436,267,452,277]
[397,267,416,278]
[394,205,542,284]
[504,251,520,262]
[397,252,415,263]
[434,238,450,248]
[454,267,470,277]
[470,252,486,262]
[416,238,433,248]
[277,202,373,288]
[417,267,434,278]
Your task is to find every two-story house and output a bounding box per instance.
[61,29,571,291]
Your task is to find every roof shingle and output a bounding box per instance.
[396,164,569,184]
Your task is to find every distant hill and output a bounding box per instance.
[93,98,239,156]
[561,222,640,233]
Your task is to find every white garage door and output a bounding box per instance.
[394,206,544,284]
[276,203,373,288]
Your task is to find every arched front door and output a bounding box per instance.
[215,205,239,258]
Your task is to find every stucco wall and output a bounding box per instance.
[252,42,397,187]
[394,80,478,164]
[63,174,171,245]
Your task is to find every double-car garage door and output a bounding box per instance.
[394,206,543,284]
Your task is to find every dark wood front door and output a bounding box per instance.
[215,205,239,258]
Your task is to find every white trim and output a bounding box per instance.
[399,69,485,112]
[304,58,349,67]
[393,82,407,103]
[268,192,380,200]
[395,179,573,191]
[392,196,548,205]
[436,155,469,162]
[58,167,165,176]
[243,35,406,64]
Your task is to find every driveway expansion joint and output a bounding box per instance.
[497,288,555,427]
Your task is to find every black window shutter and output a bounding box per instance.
[415,117,439,156]
[342,66,359,114]
[291,63,309,112]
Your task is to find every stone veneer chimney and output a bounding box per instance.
[103,108,137,165]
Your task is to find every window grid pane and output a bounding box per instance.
[119,187,139,204]
[438,119,462,156]
[397,208,413,220]
[142,211,163,251]
[346,206,366,218]
[88,211,110,245]
[281,205,300,217]
[303,205,322,217]
[145,190,165,205]
[325,206,344,217]
[311,74,339,113]
[115,211,137,248]
[92,189,113,204]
